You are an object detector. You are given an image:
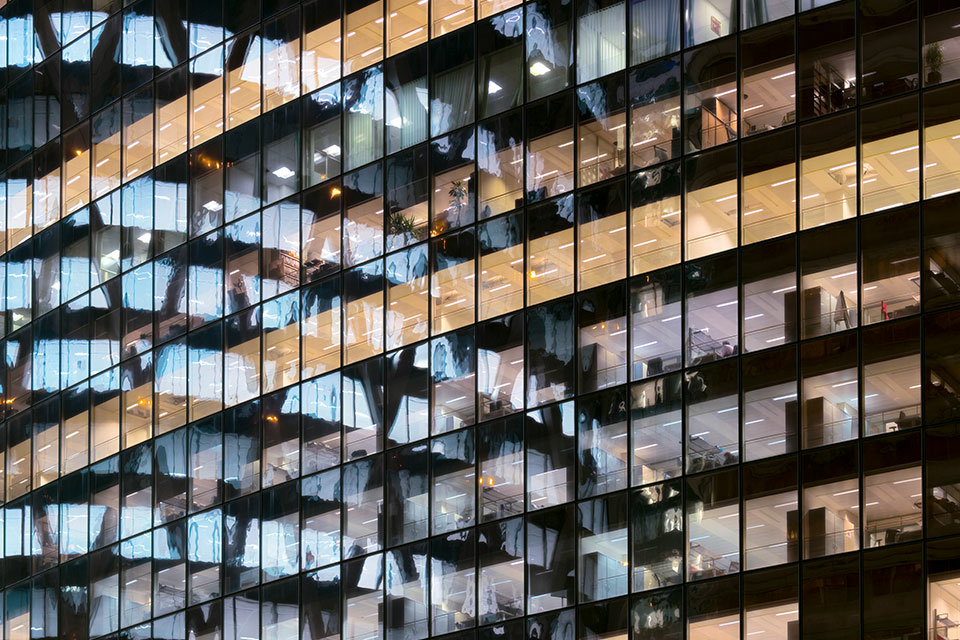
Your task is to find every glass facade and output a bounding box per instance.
[0,0,957,638]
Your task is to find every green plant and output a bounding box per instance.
[926,42,944,78]
[449,180,467,211]
[389,211,420,238]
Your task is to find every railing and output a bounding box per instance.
[864,404,921,435]
[864,513,922,547]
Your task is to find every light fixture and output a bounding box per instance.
[530,61,551,76]
[272,166,296,180]
[203,200,223,212]
[488,80,502,94]
[322,144,341,157]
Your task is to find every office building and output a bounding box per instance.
[0,0,959,638]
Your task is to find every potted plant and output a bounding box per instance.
[448,180,468,224]
[388,211,423,244]
[926,42,944,85]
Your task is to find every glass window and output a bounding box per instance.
[578,282,628,393]
[685,0,734,45]
[526,0,573,101]
[303,0,342,93]
[741,129,796,244]
[343,358,384,459]
[802,442,859,558]
[478,8,523,119]
[387,0,428,56]
[925,310,960,425]
[923,0,960,86]
[385,543,429,640]
[630,0,680,65]
[742,345,798,460]
[798,3,856,119]
[863,432,922,548]
[433,0,475,35]
[577,0,626,84]
[926,424,960,538]
[578,494,628,601]
[630,162,681,274]
[686,360,739,472]
[923,82,960,199]
[860,96,920,214]
[526,93,575,203]
[385,443,429,546]
[343,456,383,556]
[684,40,737,153]
[527,195,574,305]
[861,206,920,325]
[386,244,429,350]
[578,181,627,289]
[742,0,793,27]
[862,319,921,437]
[477,313,524,420]
[431,227,476,334]
[302,275,342,378]
[631,373,683,486]
[263,9,301,112]
[579,387,629,497]
[741,22,795,136]
[344,260,384,364]
[303,84,343,187]
[527,504,576,612]
[303,372,342,473]
[431,328,477,433]
[343,162,384,267]
[684,147,738,260]
[385,46,429,154]
[526,401,576,508]
[527,298,576,407]
[226,30,262,131]
[686,469,739,580]
[631,586,682,638]
[577,76,628,188]
[343,553,384,640]
[801,333,858,448]
[190,45,225,148]
[860,0,918,102]
[631,480,683,591]
[630,57,681,171]
[478,416,525,520]
[801,554,860,639]
[478,517,524,623]
[742,236,796,351]
[344,0,384,74]
[685,252,739,364]
[864,543,923,639]
[431,530,476,634]
[432,428,476,533]
[743,567,799,638]
[345,65,385,172]
[431,128,477,234]
[743,457,799,570]
[479,213,523,320]
[799,220,858,338]
[431,28,476,137]
[478,112,524,219]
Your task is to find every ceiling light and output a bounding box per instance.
[322,144,341,157]
[488,80,502,94]
[530,61,551,76]
[203,200,223,212]
[272,166,296,180]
